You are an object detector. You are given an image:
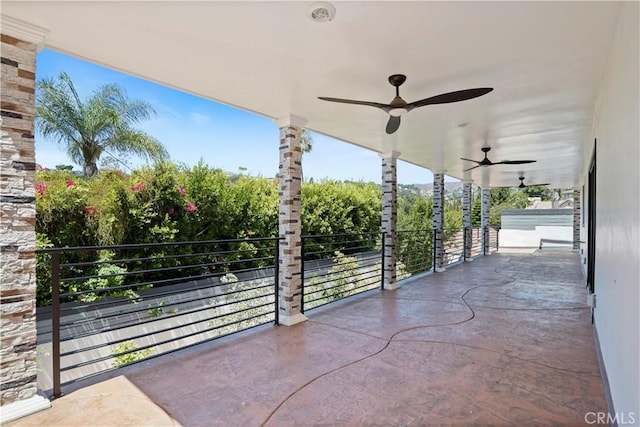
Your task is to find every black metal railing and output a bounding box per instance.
[396,229,433,278]
[443,229,465,265]
[35,226,500,398]
[36,237,280,398]
[301,232,382,312]
[490,227,500,252]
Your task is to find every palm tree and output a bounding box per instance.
[36,72,168,177]
[300,129,313,154]
[299,129,313,182]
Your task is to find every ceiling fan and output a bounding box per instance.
[517,176,549,189]
[318,74,493,134]
[461,147,536,172]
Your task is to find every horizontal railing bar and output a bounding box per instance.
[59,318,275,388]
[60,286,275,336]
[303,237,379,246]
[60,255,275,284]
[304,271,380,296]
[61,309,275,371]
[60,245,275,268]
[60,265,275,298]
[302,253,381,273]
[301,232,381,239]
[60,274,275,312]
[37,237,282,254]
[60,299,275,356]
[303,246,378,257]
[303,266,380,288]
[304,281,379,308]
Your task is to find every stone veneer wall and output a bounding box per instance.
[277,124,304,322]
[462,181,473,259]
[481,188,491,255]
[573,189,581,250]
[381,153,398,288]
[432,173,445,270]
[0,34,39,404]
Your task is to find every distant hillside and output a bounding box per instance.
[399,181,468,201]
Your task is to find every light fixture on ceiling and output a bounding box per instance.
[308,2,336,23]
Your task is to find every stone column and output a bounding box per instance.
[275,115,307,326]
[462,180,473,261]
[381,151,399,290]
[0,16,51,422]
[573,189,581,250]
[481,187,491,255]
[432,172,446,272]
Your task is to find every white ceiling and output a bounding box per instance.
[2,1,622,187]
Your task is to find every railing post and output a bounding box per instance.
[432,228,437,272]
[300,237,305,314]
[380,232,386,290]
[483,226,488,256]
[274,239,280,325]
[463,227,467,262]
[496,228,500,252]
[51,252,61,398]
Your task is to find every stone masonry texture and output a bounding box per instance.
[278,125,303,317]
[462,182,472,259]
[381,154,397,287]
[0,33,39,405]
[432,173,445,269]
[481,188,491,255]
[573,189,581,249]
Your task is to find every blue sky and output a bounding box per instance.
[35,49,440,184]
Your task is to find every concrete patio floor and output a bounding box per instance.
[10,251,606,426]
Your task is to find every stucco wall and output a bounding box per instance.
[500,226,572,248]
[589,1,639,421]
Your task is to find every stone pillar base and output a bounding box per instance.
[383,282,400,290]
[279,313,308,326]
[0,392,50,424]
[464,258,474,263]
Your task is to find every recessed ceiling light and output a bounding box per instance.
[308,2,336,23]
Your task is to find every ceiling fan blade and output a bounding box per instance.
[460,157,481,164]
[318,97,390,111]
[407,88,493,109]
[463,164,482,172]
[494,160,537,165]
[386,116,401,134]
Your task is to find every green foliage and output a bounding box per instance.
[306,252,377,306]
[35,233,54,306]
[397,196,432,231]
[471,195,481,227]
[69,251,140,303]
[468,189,531,229]
[302,180,380,236]
[490,189,530,228]
[36,72,167,177]
[110,341,153,367]
[522,185,551,200]
[34,163,385,306]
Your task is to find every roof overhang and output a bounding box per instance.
[1,1,622,187]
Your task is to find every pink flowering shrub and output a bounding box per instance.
[186,201,198,213]
[35,182,46,196]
